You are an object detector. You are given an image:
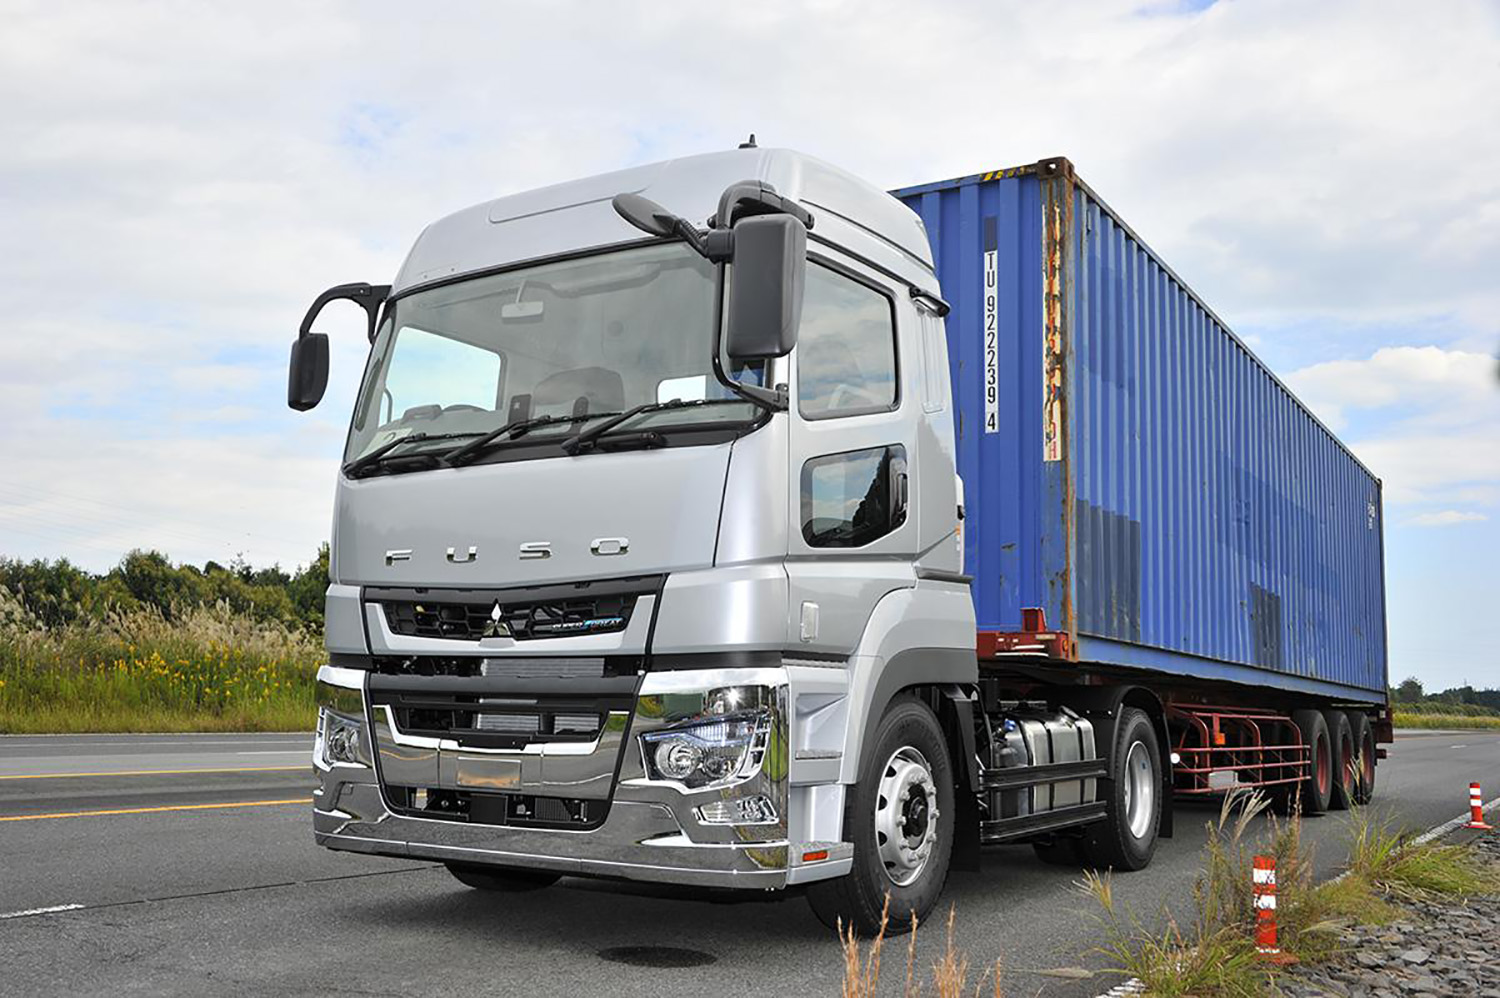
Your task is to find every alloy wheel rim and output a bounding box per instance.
[874,745,939,887]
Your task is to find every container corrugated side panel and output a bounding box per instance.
[1065,182,1386,699]
[896,166,1388,701]
[899,171,1050,633]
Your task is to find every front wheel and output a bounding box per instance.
[1079,707,1161,871]
[807,696,955,936]
[446,863,561,892]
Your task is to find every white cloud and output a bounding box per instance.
[1406,510,1489,527]
[1285,345,1497,430]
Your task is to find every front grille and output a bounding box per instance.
[371,576,664,643]
[365,668,639,750]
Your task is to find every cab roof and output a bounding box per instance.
[392,147,934,295]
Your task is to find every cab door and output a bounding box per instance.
[784,254,921,655]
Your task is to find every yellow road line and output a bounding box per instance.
[0,766,306,781]
[0,798,313,822]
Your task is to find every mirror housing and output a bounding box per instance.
[287,333,330,411]
[723,214,806,361]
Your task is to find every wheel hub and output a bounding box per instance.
[875,746,939,887]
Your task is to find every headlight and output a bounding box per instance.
[316,708,369,768]
[640,710,771,790]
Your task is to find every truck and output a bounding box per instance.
[288,143,1390,935]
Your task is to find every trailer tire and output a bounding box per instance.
[445,863,561,892]
[1286,709,1332,815]
[1078,707,1160,872]
[807,696,954,936]
[1347,712,1376,805]
[1325,710,1357,810]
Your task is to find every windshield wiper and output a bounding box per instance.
[561,398,738,455]
[444,411,621,467]
[343,432,481,479]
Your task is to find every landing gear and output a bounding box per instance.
[807,696,955,936]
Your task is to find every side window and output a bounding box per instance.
[797,265,897,419]
[801,445,908,548]
[382,327,502,422]
[920,311,948,413]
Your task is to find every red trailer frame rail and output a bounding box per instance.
[1168,705,1310,795]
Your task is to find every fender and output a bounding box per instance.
[837,584,977,787]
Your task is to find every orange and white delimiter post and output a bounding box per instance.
[1466,782,1493,831]
[1252,856,1296,964]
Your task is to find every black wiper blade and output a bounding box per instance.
[444,411,621,467]
[343,432,479,478]
[561,398,735,455]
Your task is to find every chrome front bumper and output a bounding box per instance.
[313,664,852,889]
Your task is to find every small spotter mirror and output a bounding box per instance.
[612,193,678,238]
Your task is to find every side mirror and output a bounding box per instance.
[288,333,330,411]
[723,215,806,361]
[287,282,389,412]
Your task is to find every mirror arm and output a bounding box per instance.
[910,286,951,317]
[298,282,392,343]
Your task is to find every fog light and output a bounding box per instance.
[696,794,778,825]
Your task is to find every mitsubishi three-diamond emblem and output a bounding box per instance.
[481,600,511,639]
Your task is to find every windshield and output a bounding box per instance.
[344,243,764,464]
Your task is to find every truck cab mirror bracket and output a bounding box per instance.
[288,282,391,412]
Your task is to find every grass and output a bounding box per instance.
[1393,711,1500,730]
[837,899,1003,998]
[1077,789,1500,997]
[0,588,321,733]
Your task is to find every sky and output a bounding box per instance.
[0,0,1495,689]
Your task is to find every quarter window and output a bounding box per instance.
[797,266,897,419]
[801,445,908,548]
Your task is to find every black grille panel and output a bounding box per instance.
[370,576,662,643]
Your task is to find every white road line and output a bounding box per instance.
[234,751,311,755]
[0,904,85,920]
[1086,795,1500,998]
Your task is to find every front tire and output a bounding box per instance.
[445,863,561,892]
[807,696,955,936]
[1079,707,1161,871]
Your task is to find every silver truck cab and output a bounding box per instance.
[293,146,979,929]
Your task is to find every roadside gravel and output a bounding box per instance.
[1279,831,1500,998]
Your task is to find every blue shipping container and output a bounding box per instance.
[894,160,1387,703]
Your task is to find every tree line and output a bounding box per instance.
[0,547,329,630]
[1391,676,1500,712]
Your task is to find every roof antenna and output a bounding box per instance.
[738,133,757,149]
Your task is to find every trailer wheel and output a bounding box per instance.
[445,863,561,892]
[1079,707,1160,872]
[807,696,954,936]
[1284,709,1332,815]
[1325,710,1357,810]
[1346,712,1376,805]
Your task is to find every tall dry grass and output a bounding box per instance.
[0,585,321,732]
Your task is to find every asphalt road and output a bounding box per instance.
[1,729,1496,997]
